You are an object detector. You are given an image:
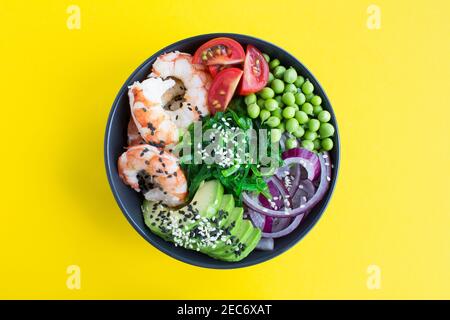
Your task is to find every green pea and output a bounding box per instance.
[282,106,296,119]
[305,93,314,102]
[277,122,286,133]
[308,119,321,132]
[321,138,334,151]
[294,75,305,87]
[244,93,257,106]
[293,126,305,138]
[264,98,279,111]
[285,137,298,150]
[302,80,314,94]
[263,53,270,63]
[274,95,284,107]
[301,102,314,115]
[271,108,282,119]
[268,72,274,83]
[257,98,265,108]
[285,118,300,133]
[271,79,285,94]
[304,130,317,140]
[283,67,297,84]
[282,92,295,106]
[295,92,306,105]
[295,110,309,124]
[259,87,275,99]
[301,139,314,151]
[313,105,323,116]
[291,104,299,111]
[270,129,282,143]
[319,123,335,138]
[273,65,286,79]
[266,116,280,128]
[269,58,280,70]
[313,139,321,150]
[260,109,271,122]
[284,83,297,94]
[247,103,260,119]
[311,95,322,106]
[318,110,331,122]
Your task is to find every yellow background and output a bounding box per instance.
[0,0,449,299]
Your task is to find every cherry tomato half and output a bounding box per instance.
[207,68,243,114]
[193,37,245,66]
[208,64,240,78]
[239,45,269,95]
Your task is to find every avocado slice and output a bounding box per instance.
[220,221,261,262]
[205,207,244,257]
[142,180,224,241]
[216,194,235,227]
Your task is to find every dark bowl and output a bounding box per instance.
[104,33,340,269]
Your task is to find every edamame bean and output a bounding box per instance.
[271,79,285,94]
[284,83,297,94]
[282,106,296,119]
[313,105,323,116]
[263,53,270,63]
[266,116,280,128]
[247,103,260,119]
[295,110,309,124]
[282,92,295,106]
[301,102,314,115]
[311,95,322,106]
[271,108,282,119]
[259,87,275,99]
[301,80,314,94]
[308,119,320,132]
[321,138,333,151]
[319,123,335,138]
[305,93,314,102]
[269,58,280,70]
[257,98,266,108]
[283,67,297,84]
[274,95,284,107]
[264,98,279,111]
[244,93,256,105]
[318,110,331,122]
[260,109,271,122]
[301,140,314,151]
[295,92,306,105]
[273,65,286,79]
[294,75,305,87]
[277,122,286,133]
[313,139,321,150]
[285,118,300,133]
[293,126,305,138]
[304,130,317,140]
[286,137,298,149]
[270,129,282,143]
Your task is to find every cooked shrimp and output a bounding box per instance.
[127,118,144,146]
[151,51,212,130]
[118,144,187,207]
[128,77,179,148]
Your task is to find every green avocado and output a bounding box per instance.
[142,180,224,241]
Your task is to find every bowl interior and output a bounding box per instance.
[105,33,339,269]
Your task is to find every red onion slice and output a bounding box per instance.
[281,148,320,181]
[243,152,331,217]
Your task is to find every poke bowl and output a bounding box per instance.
[104,33,340,269]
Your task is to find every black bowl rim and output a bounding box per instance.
[104,33,340,269]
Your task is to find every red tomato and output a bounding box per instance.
[207,68,243,114]
[239,45,269,95]
[193,37,245,66]
[208,64,240,78]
